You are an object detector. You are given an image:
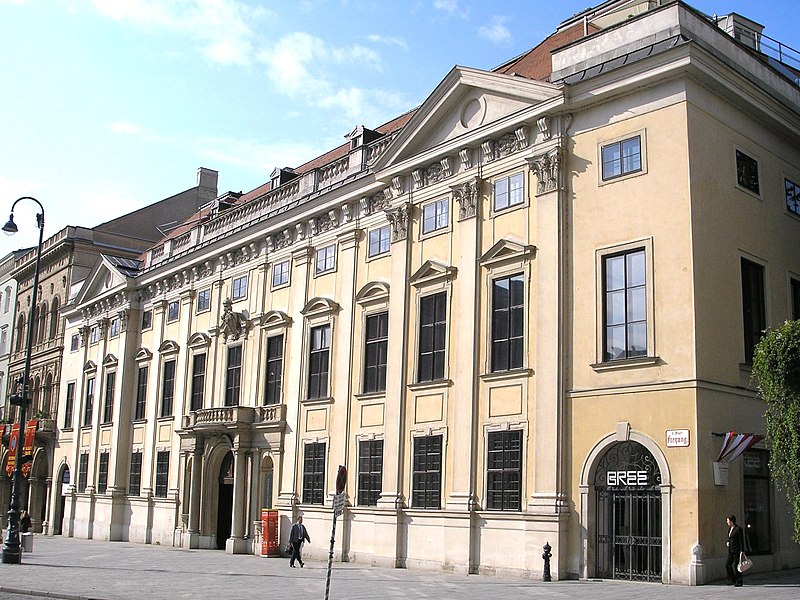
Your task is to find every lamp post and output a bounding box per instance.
[1,196,45,564]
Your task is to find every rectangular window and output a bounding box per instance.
[225,345,242,406]
[70,334,79,352]
[109,318,120,338]
[368,225,391,257]
[232,275,248,300]
[167,301,179,322]
[486,430,522,511]
[491,274,524,372]
[603,249,647,361]
[64,382,75,428]
[83,376,95,427]
[308,325,331,399]
[89,325,100,345]
[190,353,206,411]
[0,328,5,355]
[422,198,449,234]
[792,278,800,321]
[97,453,109,495]
[142,309,153,330]
[418,292,447,382]
[155,451,170,498]
[357,439,383,506]
[264,335,284,405]
[786,178,800,216]
[741,258,766,363]
[160,359,176,417]
[129,452,142,496]
[736,149,760,195]
[302,442,326,505]
[602,136,642,180]
[134,366,148,420]
[412,435,442,509]
[102,372,115,424]
[78,453,89,493]
[363,312,388,393]
[743,449,772,554]
[197,289,211,312]
[494,172,525,211]
[315,245,336,275]
[272,260,290,287]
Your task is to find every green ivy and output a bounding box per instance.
[752,320,800,543]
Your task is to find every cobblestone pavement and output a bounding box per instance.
[0,536,798,600]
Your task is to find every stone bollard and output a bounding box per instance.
[542,541,552,582]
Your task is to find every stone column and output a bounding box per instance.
[226,446,248,553]
[184,440,203,549]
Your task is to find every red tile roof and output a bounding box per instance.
[493,22,592,81]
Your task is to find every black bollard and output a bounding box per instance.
[542,541,552,581]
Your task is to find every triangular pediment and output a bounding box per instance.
[409,260,457,288]
[74,255,136,306]
[102,354,118,368]
[83,360,97,373]
[480,239,537,269]
[373,66,561,173]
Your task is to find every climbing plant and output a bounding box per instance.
[752,319,800,542]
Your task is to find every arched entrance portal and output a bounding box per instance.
[216,452,234,549]
[594,441,662,582]
[54,465,70,536]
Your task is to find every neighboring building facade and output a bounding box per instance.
[46,0,800,586]
[1,168,219,532]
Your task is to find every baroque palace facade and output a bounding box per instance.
[17,0,800,585]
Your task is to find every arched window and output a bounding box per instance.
[15,314,26,352]
[43,373,53,418]
[32,376,41,414]
[38,302,48,344]
[49,297,60,339]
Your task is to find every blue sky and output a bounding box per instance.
[1,0,798,257]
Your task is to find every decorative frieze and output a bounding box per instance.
[528,147,562,195]
[451,177,481,221]
[384,203,411,242]
[425,162,444,184]
[360,191,390,215]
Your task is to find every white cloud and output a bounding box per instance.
[91,0,268,66]
[110,122,143,135]
[478,16,512,45]
[367,34,409,50]
[433,0,457,13]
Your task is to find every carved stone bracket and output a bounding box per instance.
[451,177,481,221]
[528,147,562,196]
[481,140,496,163]
[391,176,405,198]
[384,203,411,242]
[459,148,472,170]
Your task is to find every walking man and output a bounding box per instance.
[289,516,310,568]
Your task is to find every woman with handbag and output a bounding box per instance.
[725,515,745,586]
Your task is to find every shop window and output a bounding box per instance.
[743,449,772,554]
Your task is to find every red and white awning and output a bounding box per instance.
[716,431,764,462]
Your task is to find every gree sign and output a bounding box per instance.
[606,470,649,486]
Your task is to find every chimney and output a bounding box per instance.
[197,167,219,205]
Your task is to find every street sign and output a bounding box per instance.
[333,492,345,516]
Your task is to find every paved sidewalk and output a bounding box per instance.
[0,536,798,600]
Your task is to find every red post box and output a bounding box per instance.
[261,509,279,556]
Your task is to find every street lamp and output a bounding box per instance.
[1,196,45,564]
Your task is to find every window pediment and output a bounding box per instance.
[355,282,390,306]
[135,348,153,363]
[83,360,97,374]
[188,332,211,349]
[301,297,340,318]
[102,354,118,368]
[409,260,457,288]
[479,239,536,269]
[261,310,292,330]
[159,340,180,355]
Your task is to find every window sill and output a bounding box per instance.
[591,356,660,372]
[157,415,174,422]
[355,391,386,402]
[739,362,753,373]
[407,379,452,392]
[131,418,147,425]
[480,368,533,383]
[302,396,334,406]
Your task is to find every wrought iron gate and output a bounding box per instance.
[595,442,662,582]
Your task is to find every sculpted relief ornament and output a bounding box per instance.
[528,147,562,195]
[220,298,246,341]
[452,178,480,221]
[384,203,411,242]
